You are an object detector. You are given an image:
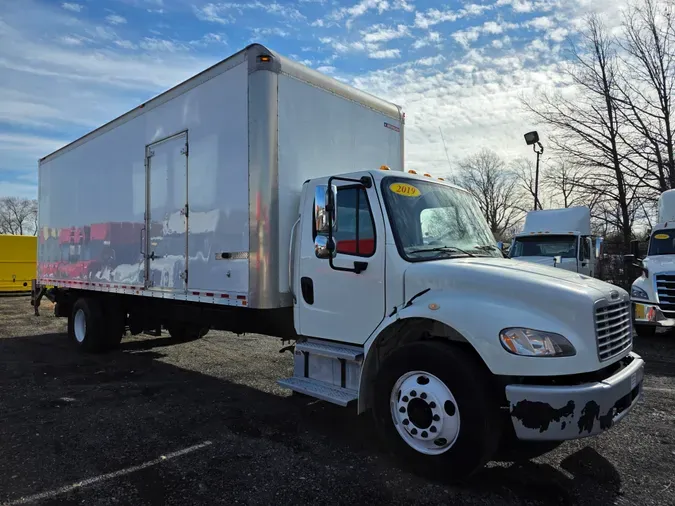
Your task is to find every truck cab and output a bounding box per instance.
[508,207,601,277]
[629,189,675,337]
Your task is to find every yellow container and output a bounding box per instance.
[0,235,37,293]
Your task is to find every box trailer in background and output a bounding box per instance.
[0,235,37,293]
[509,207,602,277]
[33,44,644,480]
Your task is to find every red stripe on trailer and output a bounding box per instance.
[192,291,200,296]
[236,295,246,300]
[220,294,229,298]
[205,292,214,297]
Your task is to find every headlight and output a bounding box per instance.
[631,286,649,300]
[499,328,576,357]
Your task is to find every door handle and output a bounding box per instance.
[301,277,314,305]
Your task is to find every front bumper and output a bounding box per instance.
[632,301,675,327]
[506,352,644,441]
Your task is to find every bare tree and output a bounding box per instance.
[0,197,38,236]
[616,0,675,193]
[523,15,639,246]
[511,157,544,210]
[450,149,524,240]
[542,160,590,209]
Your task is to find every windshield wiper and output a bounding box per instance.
[408,246,476,257]
[474,244,500,252]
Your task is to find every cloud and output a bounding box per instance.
[412,31,442,50]
[316,65,336,73]
[114,39,137,49]
[452,27,480,48]
[194,2,305,24]
[362,24,410,44]
[106,14,127,25]
[369,48,401,59]
[60,35,84,46]
[250,27,290,38]
[526,16,555,30]
[417,55,445,66]
[61,2,83,12]
[139,37,186,52]
[547,27,568,42]
[414,4,492,30]
[327,0,413,28]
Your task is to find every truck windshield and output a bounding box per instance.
[648,230,675,256]
[381,176,501,260]
[510,235,577,258]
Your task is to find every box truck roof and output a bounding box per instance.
[39,43,404,164]
[658,189,675,224]
[518,206,591,236]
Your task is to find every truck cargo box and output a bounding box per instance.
[37,44,404,309]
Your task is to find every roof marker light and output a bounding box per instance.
[408,169,417,174]
[379,165,390,170]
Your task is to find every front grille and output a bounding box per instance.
[655,274,675,318]
[595,301,632,361]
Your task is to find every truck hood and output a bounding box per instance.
[510,255,579,272]
[404,256,619,301]
[642,255,675,275]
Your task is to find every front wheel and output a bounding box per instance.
[372,341,501,481]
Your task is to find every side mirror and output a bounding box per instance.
[553,255,562,267]
[595,236,603,258]
[630,239,640,257]
[314,235,336,259]
[624,254,636,266]
[314,185,338,235]
[497,241,504,251]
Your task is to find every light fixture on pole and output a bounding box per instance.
[524,131,544,210]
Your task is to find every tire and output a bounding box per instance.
[494,423,562,462]
[372,341,502,481]
[68,298,109,353]
[635,325,656,338]
[165,323,209,343]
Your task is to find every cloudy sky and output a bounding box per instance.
[0,0,626,199]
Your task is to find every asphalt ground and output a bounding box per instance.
[0,295,674,506]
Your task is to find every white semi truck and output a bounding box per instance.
[509,207,602,277]
[629,189,675,337]
[32,44,644,480]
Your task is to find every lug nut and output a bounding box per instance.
[411,428,418,435]
[421,431,428,438]
[430,426,437,433]
[420,392,427,399]
[429,401,436,408]
[411,390,417,397]
[399,407,406,413]
[403,419,409,426]
[402,396,409,402]
[433,414,440,421]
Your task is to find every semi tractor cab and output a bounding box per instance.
[629,189,675,337]
[509,207,602,277]
[32,44,644,481]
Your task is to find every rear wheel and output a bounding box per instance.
[635,325,656,338]
[372,341,501,481]
[68,298,110,353]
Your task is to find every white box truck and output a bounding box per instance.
[32,44,644,480]
[508,207,602,277]
[628,189,675,337]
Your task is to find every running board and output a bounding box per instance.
[277,377,358,407]
[295,341,364,361]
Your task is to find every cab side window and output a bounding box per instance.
[334,187,376,257]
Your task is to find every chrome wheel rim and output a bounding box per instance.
[390,370,460,455]
[74,309,87,343]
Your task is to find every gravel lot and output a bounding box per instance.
[1,295,674,506]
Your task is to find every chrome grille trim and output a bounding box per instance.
[655,274,675,318]
[595,300,632,362]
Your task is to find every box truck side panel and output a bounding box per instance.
[0,235,37,292]
[38,60,250,297]
[276,74,403,295]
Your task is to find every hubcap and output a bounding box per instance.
[390,371,460,455]
[74,309,87,343]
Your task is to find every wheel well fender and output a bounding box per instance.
[357,316,489,414]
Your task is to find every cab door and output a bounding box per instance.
[295,181,386,345]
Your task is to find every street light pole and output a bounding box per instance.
[533,141,544,210]
[524,131,544,211]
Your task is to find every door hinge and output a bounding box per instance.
[147,149,155,158]
[180,204,189,218]
[180,270,188,283]
[181,144,188,156]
